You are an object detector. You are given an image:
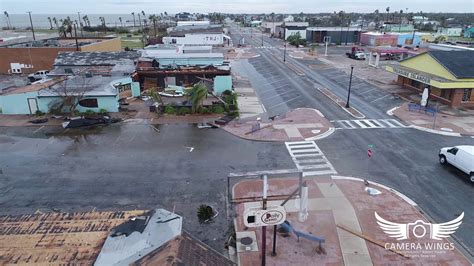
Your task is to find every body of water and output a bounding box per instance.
[2,14,146,29]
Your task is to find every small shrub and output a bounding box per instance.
[99,108,108,114]
[177,107,190,116]
[83,110,95,117]
[197,106,210,114]
[35,110,45,116]
[212,105,225,114]
[197,204,215,223]
[164,106,176,114]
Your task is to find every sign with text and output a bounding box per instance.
[244,205,287,227]
[392,67,431,84]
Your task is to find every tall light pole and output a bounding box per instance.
[261,26,264,46]
[27,11,35,40]
[345,65,354,108]
[77,12,83,37]
[283,33,287,62]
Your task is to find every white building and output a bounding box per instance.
[177,21,210,27]
[163,34,226,46]
[437,27,463,37]
[284,15,294,22]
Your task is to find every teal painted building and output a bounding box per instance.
[213,76,232,95]
[0,76,138,115]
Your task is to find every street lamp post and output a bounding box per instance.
[261,27,264,47]
[27,11,35,40]
[77,12,83,37]
[345,65,354,108]
[283,30,287,62]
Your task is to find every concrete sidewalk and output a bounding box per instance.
[231,176,470,265]
[223,108,334,142]
[392,102,474,136]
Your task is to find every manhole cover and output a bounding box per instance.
[240,237,253,245]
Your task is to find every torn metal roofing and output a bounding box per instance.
[94,209,182,266]
[54,51,140,66]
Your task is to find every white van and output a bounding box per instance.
[439,145,474,182]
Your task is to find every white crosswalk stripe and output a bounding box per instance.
[285,141,337,177]
[331,119,409,129]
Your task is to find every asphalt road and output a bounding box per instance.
[230,25,474,258]
[0,123,295,252]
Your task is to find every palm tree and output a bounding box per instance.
[47,17,53,29]
[131,12,136,27]
[149,14,158,37]
[385,6,390,23]
[187,84,208,113]
[53,17,59,29]
[4,11,11,29]
[119,17,123,27]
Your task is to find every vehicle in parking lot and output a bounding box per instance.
[439,145,474,182]
[28,70,49,82]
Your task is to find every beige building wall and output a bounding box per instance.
[80,37,121,52]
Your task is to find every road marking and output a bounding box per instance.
[266,95,300,110]
[370,94,391,103]
[33,126,45,134]
[285,141,337,177]
[331,119,409,130]
[261,104,267,113]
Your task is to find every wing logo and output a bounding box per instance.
[375,212,464,240]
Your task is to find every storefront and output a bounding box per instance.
[386,50,474,108]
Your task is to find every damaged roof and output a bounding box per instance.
[132,231,235,266]
[54,51,140,66]
[94,209,183,266]
[0,210,146,265]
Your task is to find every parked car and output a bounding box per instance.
[28,70,49,82]
[439,145,474,182]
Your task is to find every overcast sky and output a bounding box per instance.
[1,0,473,14]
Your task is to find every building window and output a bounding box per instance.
[78,98,98,108]
[116,83,131,93]
[462,89,472,102]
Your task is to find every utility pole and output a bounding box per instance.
[261,27,264,47]
[73,23,79,51]
[261,175,268,266]
[27,11,35,41]
[345,65,354,108]
[77,12,83,37]
[283,37,287,62]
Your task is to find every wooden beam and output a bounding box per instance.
[336,224,410,258]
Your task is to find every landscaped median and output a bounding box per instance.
[222,108,334,142]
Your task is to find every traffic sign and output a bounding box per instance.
[368,149,372,158]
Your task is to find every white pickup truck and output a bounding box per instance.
[28,70,49,82]
[439,145,474,182]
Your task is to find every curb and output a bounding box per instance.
[316,87,365,119]
[409,125,462,137]
[331,175,417,207]
[305,127,335,141]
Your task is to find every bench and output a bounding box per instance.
[408,103,437,116]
